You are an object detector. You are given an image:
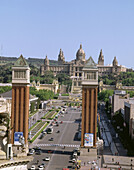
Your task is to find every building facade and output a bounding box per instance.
[40,44,126,93]
[41,44,126,77]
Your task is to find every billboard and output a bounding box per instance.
[84,133,93,147]
[14,132,23,145]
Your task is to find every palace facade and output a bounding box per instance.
[40,44,126,93]
[40,44,126,77]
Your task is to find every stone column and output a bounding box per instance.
[11,87,15,144]
[20,87,24,132]
[15,87,19,132]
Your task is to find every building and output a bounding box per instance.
[31,79,59,94]
[40,44,126,93]
[80,57,98,158]
[111,90,129,117]
[0,97,12,159]
[99,81,134,93]
[124,100,134,139]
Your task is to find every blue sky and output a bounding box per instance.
[0,0,134,68]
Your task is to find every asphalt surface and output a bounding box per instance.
[27,106,81,170]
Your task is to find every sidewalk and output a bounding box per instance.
[99,108,127,156]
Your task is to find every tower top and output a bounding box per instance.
[14,54,29,67]
[12,55,30,85]
[83,56,97,69]
[82,56,98,86]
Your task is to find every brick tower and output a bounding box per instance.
[11,55,30,154]
[81,56,98,150]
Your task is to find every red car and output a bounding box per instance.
[48,150,53,153]
[60,121,63,124]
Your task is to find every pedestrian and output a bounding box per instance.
[84,162,85,166]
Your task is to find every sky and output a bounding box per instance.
[0,0,134,68]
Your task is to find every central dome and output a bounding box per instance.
[76,44,85,61]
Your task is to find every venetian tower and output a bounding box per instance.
[11,55,30,154]
[81,56,98,156]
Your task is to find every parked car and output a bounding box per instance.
[45,156,50,161]
[49,137,53,141]
[31,165,36,170]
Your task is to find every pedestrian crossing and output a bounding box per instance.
[33,143,80,148]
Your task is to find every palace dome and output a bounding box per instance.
[76,44,85,61]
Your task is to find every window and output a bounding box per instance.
[87,72,96,80]
[14,70,26,79]
[78,82,81,86]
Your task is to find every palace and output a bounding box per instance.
[40,44,126,77]
[40,44,126,93]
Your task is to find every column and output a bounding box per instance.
[90,88,94,133]
[11,87,15,144]
[24,86,29,144]
[81,88,85,147]
[20,87,24,132]
[94,88,97,146]
[15,87,19,132]
[86,88,89,133]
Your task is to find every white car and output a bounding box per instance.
[72,158,76,163]
[31,165,36,170]
[39,165,44,170]
[45,156,50,161]
[73,152,77,157]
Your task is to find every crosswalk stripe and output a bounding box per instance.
[33,143,80,148]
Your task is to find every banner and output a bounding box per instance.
[84,133,93,147]
[14,132,23,145]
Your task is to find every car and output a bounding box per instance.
[45,156,50,161]
[60,121,63,124]
[35,146,41,150]
[72,158,76,163]
[36,150,41,155]
[49,137,53,141]
[31,165,36,170]
[40,133,44,139]
[39,166,44,170]
[57,130,60,133]
[28,148,35,155]
[39,164,45,170]
[48,150,53,153]
[73,152,77,157]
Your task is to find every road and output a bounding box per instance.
[27,106,81,170]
